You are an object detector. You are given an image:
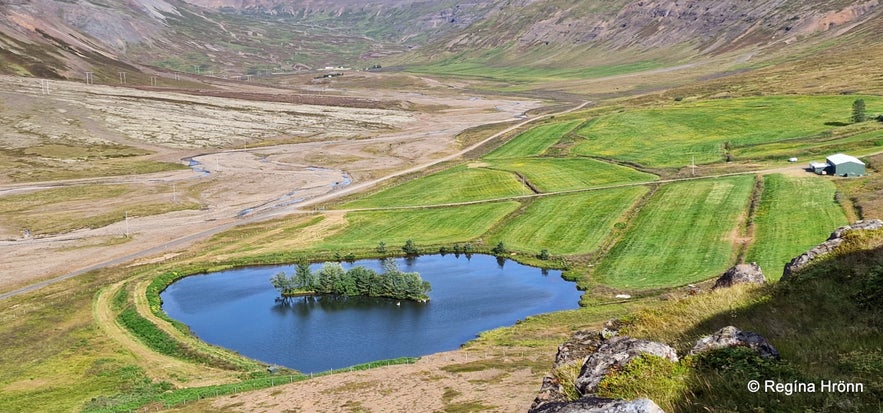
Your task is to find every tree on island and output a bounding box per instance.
[270,258,431,302]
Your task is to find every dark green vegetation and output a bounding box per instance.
[271,259,431,302]
[594,229,883,412]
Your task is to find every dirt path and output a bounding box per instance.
[93,281,233,387]
[0,101,584,300]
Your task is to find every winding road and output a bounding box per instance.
[0,101,590,300]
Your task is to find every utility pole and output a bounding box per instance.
[118,72,126,84]
[85,72,94,85]
[40,79,50,95]
[150,76,158,87]
[691,156,696,176]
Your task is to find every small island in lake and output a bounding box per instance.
[271,258,431,302]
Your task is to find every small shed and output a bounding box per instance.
[826,153,866,177]
[809,162,828,174]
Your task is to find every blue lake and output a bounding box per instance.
[160,254,582,373]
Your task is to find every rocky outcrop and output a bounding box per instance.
[532,331,607,408]
[529,329,676,413]
[689,326,779,360]
[531,397,666,413]
[576,336,679,396]
[713,262,766,289]
[782,219,883,280]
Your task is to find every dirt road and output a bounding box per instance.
[0,75,543,297]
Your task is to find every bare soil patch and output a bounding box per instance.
[0,74,540,293]
[204,350,547,413]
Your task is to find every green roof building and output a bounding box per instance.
[826,153,865,177]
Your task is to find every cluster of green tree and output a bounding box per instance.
[270,259,431,302]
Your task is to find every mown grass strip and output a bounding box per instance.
[318,202,521,250]
[484,120,582,159]
[596,176,755,289]
[343,166,524,208]
[490,188,647,255]
[744,174,848,279]
[572,95,883,167]
[487,158,657,192]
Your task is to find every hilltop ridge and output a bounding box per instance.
[1,0,880,82]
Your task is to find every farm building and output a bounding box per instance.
[808,153,866,176]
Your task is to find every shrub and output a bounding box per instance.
[402,239,419,255]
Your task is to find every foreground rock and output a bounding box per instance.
[576,336,679,396]
[689,326,780,360]
[713,262,766,289]
[782,219,883,280]
[532,331,607,407]
[529,330,676,413]
[530,397,666,413]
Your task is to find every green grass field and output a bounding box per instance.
[490,187,647,255]
[343,166,525,208]
[744,174,848,279]
[485,120,583,159]
[488,158,657,192]
[317,202,520,250]
[571,95,883,167]
[733,127,883,161]
[595,176,755,289]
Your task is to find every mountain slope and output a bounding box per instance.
[0,0,880,86]
[402,0,882,68]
